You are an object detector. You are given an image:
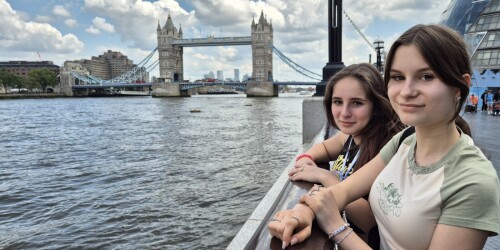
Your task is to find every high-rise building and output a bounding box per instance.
[440,0,500,88]
[234,68,240,82]
[61,50,148,85]
[79,50,135,80]
[217,70,223,81]
[208,71,215,79]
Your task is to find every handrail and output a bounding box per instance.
[226,125,334,250]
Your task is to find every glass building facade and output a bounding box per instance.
[440,0,500,90]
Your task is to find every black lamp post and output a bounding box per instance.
[373,40,384,73]
[314,0,345,96]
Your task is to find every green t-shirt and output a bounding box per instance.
[369,129,500,249]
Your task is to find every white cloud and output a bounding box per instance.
[53,5,71,17]
[92,17,115,33]
[0,0,451,79]
[86,26,100,34]
[34,15,53,23]
[86,17,115,34]
[0,0,84,54]
[65,19,77,28]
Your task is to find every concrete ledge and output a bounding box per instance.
[302,96,326,144]
[226,126,326,250]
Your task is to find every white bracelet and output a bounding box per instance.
[336,228,354,245]
[328,223,350,240]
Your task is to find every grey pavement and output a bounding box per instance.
[463,111,500,250]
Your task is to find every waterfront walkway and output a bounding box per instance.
[230,109,500,249]
[467,112,500,249]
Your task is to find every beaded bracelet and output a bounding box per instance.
[336,228,354,245]
[328,223,350,240]
[295,153,314,162]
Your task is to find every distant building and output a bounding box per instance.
[59,61,89,86]
[208,71,215,79]
[242,73,250,81]
[440,0,500,89]
[0,61,59,79]
[61,50,148,85]
[80,50,135,80]
[234,68,240,82]
[217,70,223,81]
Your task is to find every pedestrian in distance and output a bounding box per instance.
[481,89,488,112]
[268,24,500,250]
[288,63,404,248]
[468,93,478,112]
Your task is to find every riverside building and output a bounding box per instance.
[440,0,500,89]
[0,61,59,79]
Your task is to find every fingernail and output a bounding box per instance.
[282,242,287,249]
[291,238,298,245]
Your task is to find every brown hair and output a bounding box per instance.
[383,24,472,135]
[323,63,404,170]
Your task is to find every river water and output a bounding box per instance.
[0,93,308,249]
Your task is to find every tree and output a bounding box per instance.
[0,69,27,88]
[28,69,56,91]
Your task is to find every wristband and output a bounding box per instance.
[328,223,350,240]
[295,153,314,162]
[335,228,354,245]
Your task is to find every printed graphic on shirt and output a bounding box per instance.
[330,154,355,180]
[377,182,403,217]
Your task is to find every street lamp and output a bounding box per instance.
[315,0,345,96]
[373,40,384,73]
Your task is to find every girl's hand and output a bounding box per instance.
[289,159,325,183]
[300,185,344,235]
[268,203,315,248]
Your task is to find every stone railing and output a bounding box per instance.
[227,97,333,249]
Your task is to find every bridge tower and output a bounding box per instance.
[246,11,277,96]
[156,14,183,83]
[251,11,273,82]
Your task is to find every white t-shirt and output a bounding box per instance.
[369,129,500,250]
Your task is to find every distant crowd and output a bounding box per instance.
[468,89,500,115]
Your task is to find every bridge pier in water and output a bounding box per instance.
[151,82,184,97]
[246,81,278,97]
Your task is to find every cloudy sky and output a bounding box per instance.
[0,0,451,81]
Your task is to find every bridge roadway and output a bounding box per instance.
[172,36,252,47]
[71,81,319,90]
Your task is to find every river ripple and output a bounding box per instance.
[0,94,307,249]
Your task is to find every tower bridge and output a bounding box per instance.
[153,11,276,97]
[67,11,322,97]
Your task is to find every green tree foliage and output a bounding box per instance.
[0,69,27,88]
[28,69,56,91]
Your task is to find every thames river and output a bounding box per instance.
[0,93,307,249]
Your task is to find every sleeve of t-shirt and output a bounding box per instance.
[380,129,406,165]
[439,160,500,235]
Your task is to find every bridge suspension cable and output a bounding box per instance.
[271,45,322,81]
[71,47,159,85]
[343,9,376,53]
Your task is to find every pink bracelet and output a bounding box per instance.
[295,153,314,162]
